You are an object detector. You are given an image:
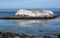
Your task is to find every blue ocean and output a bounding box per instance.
[0,9,60,38]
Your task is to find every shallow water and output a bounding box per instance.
[0,17,60,37]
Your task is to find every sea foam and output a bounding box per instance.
[15,9,54,17]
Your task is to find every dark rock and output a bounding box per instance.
[43,35,51,38]
[58,34,60,38]
[0,32,3,38]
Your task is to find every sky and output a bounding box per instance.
[0,0,60,9]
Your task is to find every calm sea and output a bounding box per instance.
[0,10,60,38]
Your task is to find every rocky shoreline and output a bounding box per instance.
[0,32,59,38]
[0,32,35,38]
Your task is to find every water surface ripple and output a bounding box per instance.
[0,17,60,36]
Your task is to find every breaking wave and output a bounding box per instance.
[15,9,54,17]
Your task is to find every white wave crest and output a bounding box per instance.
[15,9,54,17]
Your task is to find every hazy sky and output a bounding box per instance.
[0,0,60,9]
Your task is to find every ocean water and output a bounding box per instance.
[0,10,60,38]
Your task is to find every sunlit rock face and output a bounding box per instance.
[15,9,54,17]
